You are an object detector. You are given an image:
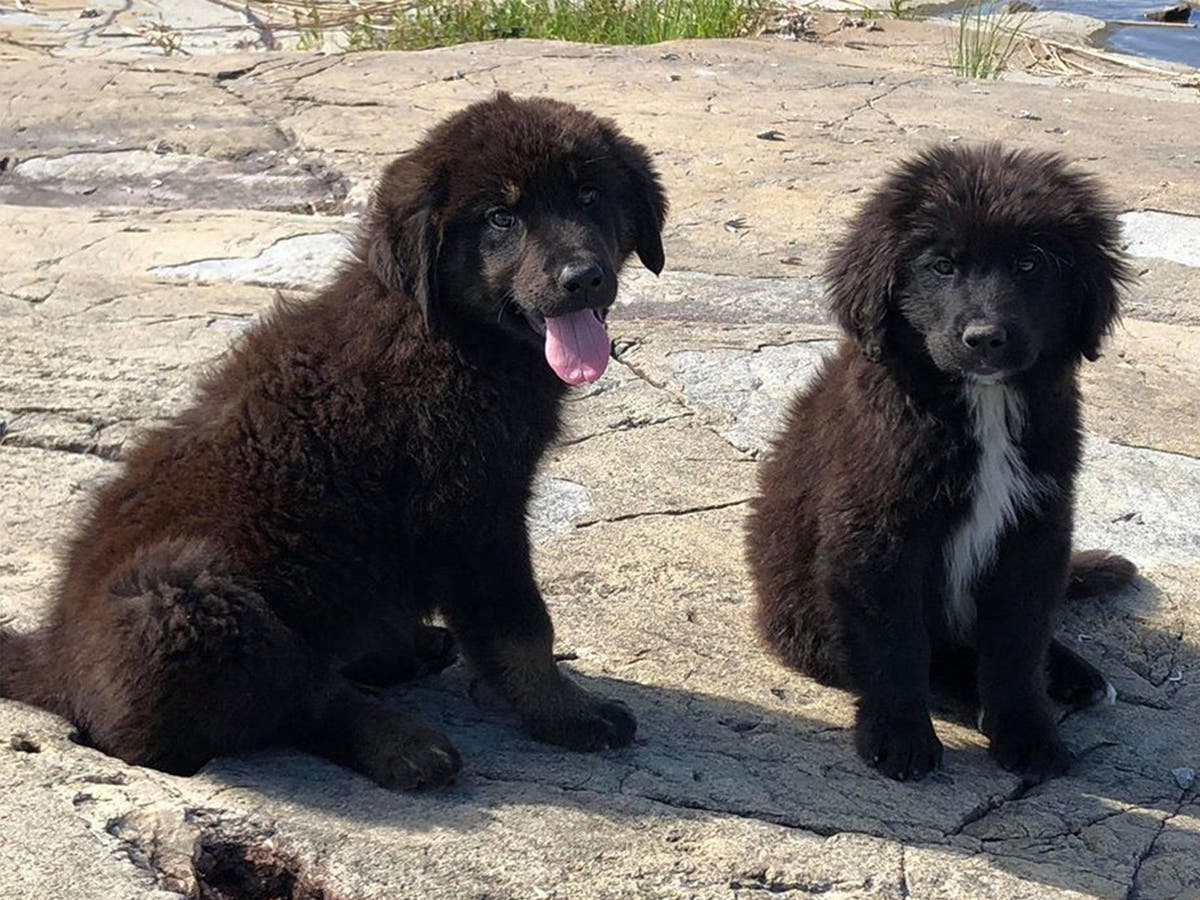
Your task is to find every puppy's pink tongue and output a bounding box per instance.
[543,309,610,385]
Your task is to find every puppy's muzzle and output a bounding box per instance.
[552,258,616,313]
[559,260,604,294]
[961,322,1008,355]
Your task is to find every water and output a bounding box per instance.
[944,1,1200,68]
[1039,0,1200,66]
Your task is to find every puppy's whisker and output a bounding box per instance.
[1031,243,1071,273]
[496,292,518,324]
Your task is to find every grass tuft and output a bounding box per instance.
[951,1,1030,79]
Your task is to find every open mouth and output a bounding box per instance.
[519,306,611,386]
[964,366,1013,385]
[520,306,608,333]
[522,309,547,337]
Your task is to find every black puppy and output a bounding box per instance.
[0,94,666,788]
[746,144,1134,781]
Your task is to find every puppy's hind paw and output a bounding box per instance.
[412,625,458,678]
[528,694,637,751]
[1046,639,1113,710]
[341,625,459,687]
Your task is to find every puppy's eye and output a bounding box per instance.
[931,258,955,276]
[1015,256,1040,274]
[487,208,516,230]
[578,185,600,207]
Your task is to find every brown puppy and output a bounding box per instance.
[0,94,667,788]
[746,145,1134,782]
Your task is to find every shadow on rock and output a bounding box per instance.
[195,572,1197,899]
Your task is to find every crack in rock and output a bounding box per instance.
[558,410,695,447]
[948,779,1036,837]
[1,151,349,215]
[528,475,593,539]
[616,268,827,326]
[0,432,124,461]
[665,342,839,454]
[1125,794,1188,900]
[575,498,751,528]
[825,80,914,135]
[148,232,353,291]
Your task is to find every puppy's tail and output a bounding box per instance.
[0,624,55,711]
[1067,549,1138,600]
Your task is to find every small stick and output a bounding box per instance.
[1110,19,1196,28]
[1037,37,1185,76]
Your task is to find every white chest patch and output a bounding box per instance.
[943,384,1050,637]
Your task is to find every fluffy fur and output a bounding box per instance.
[746,144,1135,781]
[0,94,667,788]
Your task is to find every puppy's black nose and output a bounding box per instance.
[558,261,604,294]
[961,323,1008,351]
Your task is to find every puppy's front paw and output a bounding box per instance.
[981,705,1071,781]
[985,721,1071,781]
[855,706,943,781]
[527,693,637,751]
[357,718,462,790]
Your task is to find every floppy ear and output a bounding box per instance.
[1064,203,1131,362]
[824,201,902,363]
[365,157,445,334]
[602,123,668,275]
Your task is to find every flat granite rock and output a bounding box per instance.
[2,24,1199,900]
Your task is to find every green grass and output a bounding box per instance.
[951,1,1030,78]
[880,0,920,19]
[851,0,920,20]
[295,0,770,52]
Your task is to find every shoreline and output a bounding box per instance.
[802,1,1198,71]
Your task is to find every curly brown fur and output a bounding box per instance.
[0,94,666,787]
[746,144,1132,782]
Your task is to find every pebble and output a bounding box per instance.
[9,734,40,753]
[1171,766,1195,789]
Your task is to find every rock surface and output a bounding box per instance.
[2,12,1200,900]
